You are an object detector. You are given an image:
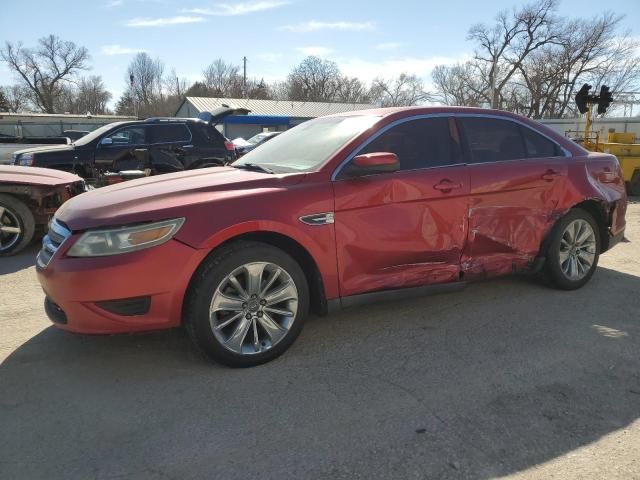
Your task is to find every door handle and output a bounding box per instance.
[542,169,561,181]
[433,180,462,191]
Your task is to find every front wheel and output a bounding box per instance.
[0,194,36,256]
[544,209,600,290]
[185,241,309,367]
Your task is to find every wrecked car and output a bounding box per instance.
[11,106,246,180]
[36,107,627,367]
[0,166,85,256]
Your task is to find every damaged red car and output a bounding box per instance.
[36,107,627,367]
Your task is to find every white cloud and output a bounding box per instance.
[184,1,288,16]
[257,52,283,62]
[296,46,333,56]
[101,44,147,55]
[125,16,205,27]
[375,42,402,51]
[105,0,123,7]
[280,21,374,33]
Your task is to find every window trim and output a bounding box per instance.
[331,113,571,181]
[148,123,193,145]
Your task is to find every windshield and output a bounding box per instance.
[73,122,127,146]
[233,115,380,173]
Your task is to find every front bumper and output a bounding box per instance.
[37,238,209,334]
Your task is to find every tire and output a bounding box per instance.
[544,209,600,290]
[0,194,36,257]
[185,241,309,367]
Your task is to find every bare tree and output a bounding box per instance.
[431,62,488,107]
[336,76,370,103]
[369,73,428,107]
[203,59,243,97]
[0,85,30,112]
[287,56,342,102]
[127,52,164,106]
[0,35,90,113]
[430,7,640,118]
[468,0,559,108]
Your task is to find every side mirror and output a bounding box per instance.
[350,152,399,176]
[100,137,113,146]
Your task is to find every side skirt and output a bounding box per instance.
[327,281,467,313]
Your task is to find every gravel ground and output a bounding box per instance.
[1,201,639,480]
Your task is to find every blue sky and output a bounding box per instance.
[1,0,638,106]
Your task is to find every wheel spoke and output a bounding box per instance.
[245,263,265,296]
[0,226,20,234]
[213,311,244,330]
[575,223,592,245]
[0,206,5,220]
[264,281,297,306]
[227,274,249,300]
[257,313,287,343]
[259,268,281,297]
[252,318,260,352]
[224,317,252,352]
[559,249,571,264]
[210,291,244,315]
[263,306,294,317]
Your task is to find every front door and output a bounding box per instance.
[94,124,149,172]
[457,116,569,279]
[333,116,469,297]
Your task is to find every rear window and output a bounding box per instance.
[149,124,190,143]
[520,126,562,158]
[192,123,225,147]
[459,117,525,163]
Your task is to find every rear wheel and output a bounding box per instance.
[185,241,309,367]
[544,209,600,290]
[0,194,35,256]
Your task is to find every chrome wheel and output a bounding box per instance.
[209,262,299,355]
[559,219,596,281]
[0,206,22,253]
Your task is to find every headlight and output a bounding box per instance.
[66,218,185,257]
[19,153,34,166]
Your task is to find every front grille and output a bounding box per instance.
[37,219,71,269]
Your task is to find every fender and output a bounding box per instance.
[197,219,340,299]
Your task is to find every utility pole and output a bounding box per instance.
[243,56,247,99]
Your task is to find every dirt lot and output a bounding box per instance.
[1,201,639,480]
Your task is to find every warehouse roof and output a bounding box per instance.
[178,97,376,118]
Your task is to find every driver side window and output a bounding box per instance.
[356,117,459,171]
[104,126,147,146]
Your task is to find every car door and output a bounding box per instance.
[457,116,569,279]
[332,116,470,297]
[147,123,194,174]
[94,124,149,172]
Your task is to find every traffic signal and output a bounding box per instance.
[575,84,592,114]
[597,85,613,114]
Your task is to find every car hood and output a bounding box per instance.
[0,165,83,186]
[56,166,302,231]
[13,144,74,156]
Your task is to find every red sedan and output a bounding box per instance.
[36,107,627,367]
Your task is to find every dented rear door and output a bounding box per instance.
[457,116,568,279]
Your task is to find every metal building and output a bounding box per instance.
[175,97,377,140]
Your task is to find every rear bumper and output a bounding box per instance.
[37,239,209,334]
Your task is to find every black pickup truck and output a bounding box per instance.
[11,107,246,179]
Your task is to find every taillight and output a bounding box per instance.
[224,141,235,152]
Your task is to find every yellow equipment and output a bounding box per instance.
[568,103,640,195]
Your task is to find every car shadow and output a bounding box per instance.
[1,267,639,479]
[0,243,39,275]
